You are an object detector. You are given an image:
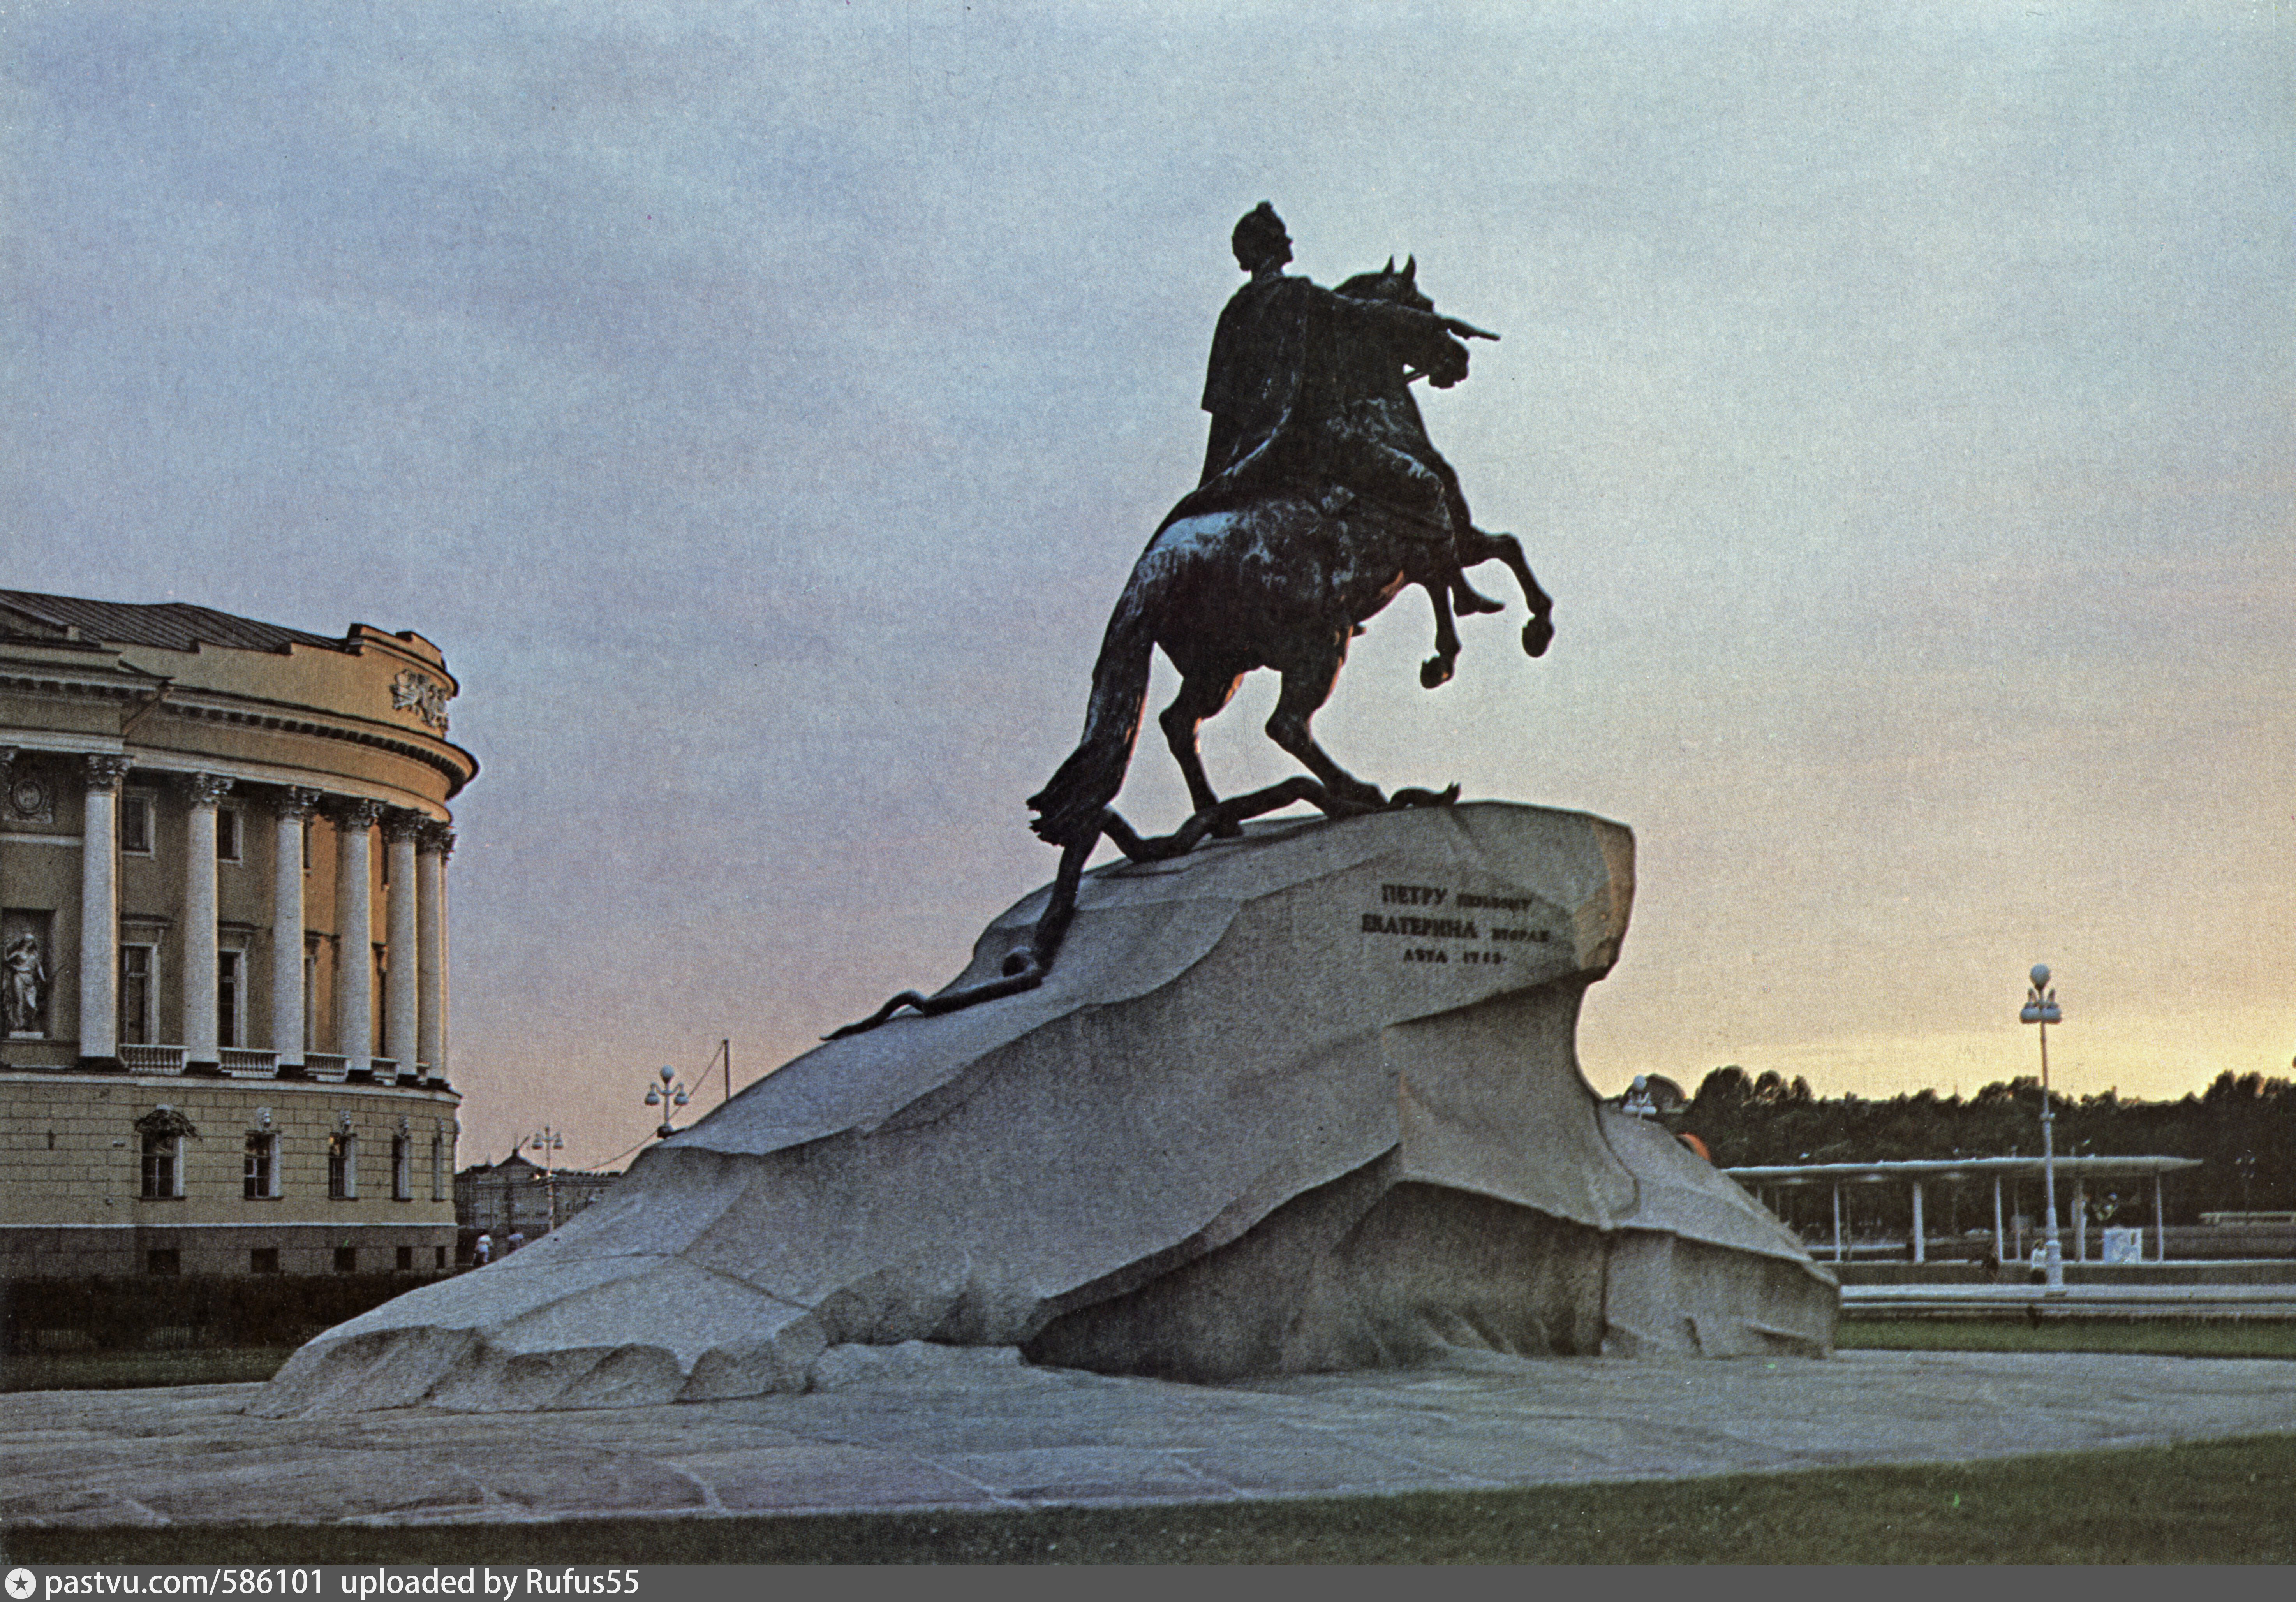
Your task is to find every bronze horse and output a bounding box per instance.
[1029,262,1551,848]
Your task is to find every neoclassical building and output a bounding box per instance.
[0,590,475,1276]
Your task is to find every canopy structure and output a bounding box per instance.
[1721,1156,2202,1265]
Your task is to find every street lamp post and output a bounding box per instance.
[2020,963,2065,1290]
[643,1065,690,1142]
[524,1127,565,1232]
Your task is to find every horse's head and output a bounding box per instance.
[1335,255,1433,313]
[1335,256,1468,388]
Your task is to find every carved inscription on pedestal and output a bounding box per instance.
[1359,882,1553,966]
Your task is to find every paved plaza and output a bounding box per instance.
[4,1345,2294,1531]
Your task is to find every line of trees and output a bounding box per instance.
[1679,1066,2294,1224]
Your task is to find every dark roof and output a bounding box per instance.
[0,590,351,656]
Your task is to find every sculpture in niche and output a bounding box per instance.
[839,205,1555,1035]
[4,931,45,1036]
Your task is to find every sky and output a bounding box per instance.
[3,1,2289,1171]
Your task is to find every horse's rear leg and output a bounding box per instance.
[1159,669,1244,831]
[1411,562,1463,690]
[1267,648,1385,811]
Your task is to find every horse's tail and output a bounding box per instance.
[1027,553,1173,847]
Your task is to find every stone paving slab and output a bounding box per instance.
[4,1345,2294,1530]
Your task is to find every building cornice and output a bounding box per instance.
[0,671,476,800]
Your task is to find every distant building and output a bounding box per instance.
[455,1153,617,1255]
[0,590,474,1276]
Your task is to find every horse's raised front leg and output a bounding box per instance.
[1159,669,1244,834]
[1449,572,1505,615]
[1266,644,1385,812]
[1458,527,1554,657]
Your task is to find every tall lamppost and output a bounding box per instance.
[2020,963,2065,1289]
[643,1065,690,1142]
[524,1127,565,1232]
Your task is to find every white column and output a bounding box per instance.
[1910,1179,1926,1264]
[180,773,232,1067]
[78,755,130,1063]
[1993,1175,2006,1262]
[333,799,382,1075]
[2072,1177,2087,1264]
[1831,1181,1844,1263]
[418,831,452,1079]
[416,825,452,1081]
[270,788,319,1069]
[382,812,421,1080]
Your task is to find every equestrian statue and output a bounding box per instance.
[835,204,1552,1037]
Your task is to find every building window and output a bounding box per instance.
[250,1247,281,1274]
[392,1135,412,1201]
[120,794,154,855]
[395,1245,414,1272]
[118,943,156,1046]
[333,1245,357,1274]
[303,945,319,1051]
[140,1130,180,1199]
[216,805,241,862]
[218,951,243,1048]
[301,816,313,872]
[434,1245,447,1271]
[146,1248,180,1275]
[243,1132,279,1199]
[328,1131,357,1199]
[430,1134,446,1201]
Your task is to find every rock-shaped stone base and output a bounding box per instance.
[256,802,1836,1416]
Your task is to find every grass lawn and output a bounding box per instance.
[0,1348,295,1391]
[9,1433,2295,1565]
[1838,1318,2296,1359]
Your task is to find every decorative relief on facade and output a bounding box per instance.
[391,670,452,733]
[4,752,55,822]
[134,1105,202,1141]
